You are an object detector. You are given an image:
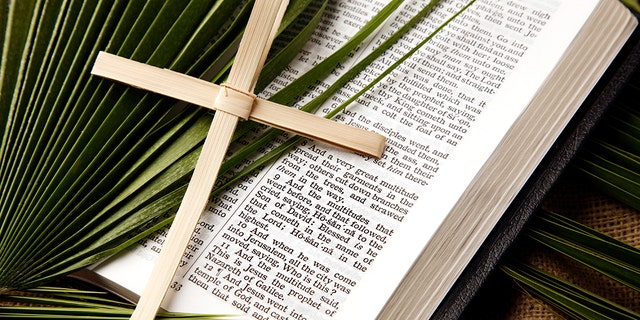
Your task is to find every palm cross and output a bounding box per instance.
[91,0,385,319]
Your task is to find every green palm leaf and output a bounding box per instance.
[0,286,232,319]
[527,210,640,292]
[501,262,640,320]
[621,0,640,12]
[0,0,325,292]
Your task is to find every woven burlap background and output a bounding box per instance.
[498,172,640,319]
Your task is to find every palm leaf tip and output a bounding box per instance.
[0,285,238,319]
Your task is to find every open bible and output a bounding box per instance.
[76,0,638,319]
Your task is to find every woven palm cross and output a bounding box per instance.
[91,0,385,319]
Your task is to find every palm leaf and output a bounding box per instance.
[575,112,640,209]
[501,262,640,320]
[620,0,640,12]
[0,0,324,292]
[527,210,640,292]
[0,286,233,319]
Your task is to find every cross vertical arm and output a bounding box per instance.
[129,1,289,319]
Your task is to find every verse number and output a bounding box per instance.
[170,281,182,291]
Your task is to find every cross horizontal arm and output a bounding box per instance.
[92,51,386,158]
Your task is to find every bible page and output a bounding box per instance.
[90,0,609,319]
